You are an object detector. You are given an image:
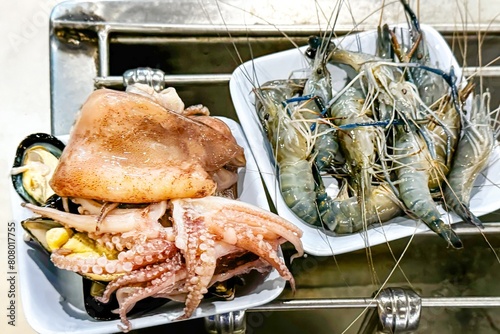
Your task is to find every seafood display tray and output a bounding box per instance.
[11,118,287,334]
[230,24,500,256]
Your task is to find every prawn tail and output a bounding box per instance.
[313,163,339,231]
[452,202,485,229]
[427,219,463,249]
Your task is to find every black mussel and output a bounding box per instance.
[12,133,65,206]
[21,217,64,254]
[44,194,80,214]
[207,276,245,300]
[83,279,169,321]
[21,214,123,282]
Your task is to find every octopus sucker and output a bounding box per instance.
[18,87,303,332]
[171,197,304,260]
[114,261,187,332]
[98,260,184,304]
[50,237,177,278]
[174,214,217,319]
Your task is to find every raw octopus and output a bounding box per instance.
[50,88,246,202]
[22,86,303,332]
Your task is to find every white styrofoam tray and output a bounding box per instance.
[11,118,286,334]
[230,24,500,256]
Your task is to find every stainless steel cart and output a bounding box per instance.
[49,1,500,332]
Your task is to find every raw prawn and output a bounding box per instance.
[443,92,495,228]
[255,79,320,225]
[394,124,463,248]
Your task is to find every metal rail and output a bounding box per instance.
[249,296,500,312]
[52,20,500,34]
[94,68,500,88]
[94,74,233,87]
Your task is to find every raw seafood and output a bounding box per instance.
[20,87,303,332]
[50,89,246,203]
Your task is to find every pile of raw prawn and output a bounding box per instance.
[254,0,498,249]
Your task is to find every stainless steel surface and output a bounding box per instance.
[122,67,166,91]
[50,0,500,135]
[49,1,500,333]
[376,288,421,333]
[204,310,247,334]
[249,296,500,311]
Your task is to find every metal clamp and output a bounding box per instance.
[376,288,422,333]
[204,310,247,334]
[122,67,166,92]
[356,288,421,334]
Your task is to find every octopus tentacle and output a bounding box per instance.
[113,254,185,332]
[209,258,271,287]
[171,197,304,260]
[97,202,120,229]
[98,253,183,303]
[173,211,217,319]
[208,222,295,290]
[171,196,301,294]
[21,201,168,233]
[22,195,304,333]
[72,198,135,216]
[51,238,177,277]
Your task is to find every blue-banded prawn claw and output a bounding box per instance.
[282,95,328,131]
[412,65,461,114]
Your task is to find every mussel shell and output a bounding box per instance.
[44,194,80,214]
[207,276,245,300]
[83,279,169,321]
[12,133,65,205]
[21,212,122,282]
[21,217,63,254]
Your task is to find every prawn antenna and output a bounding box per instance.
[400,0,421,33]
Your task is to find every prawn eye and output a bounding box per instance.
[305,47,316,59]
[316,68,323,75]
[402,88,407,95]
[264,113,270,121]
